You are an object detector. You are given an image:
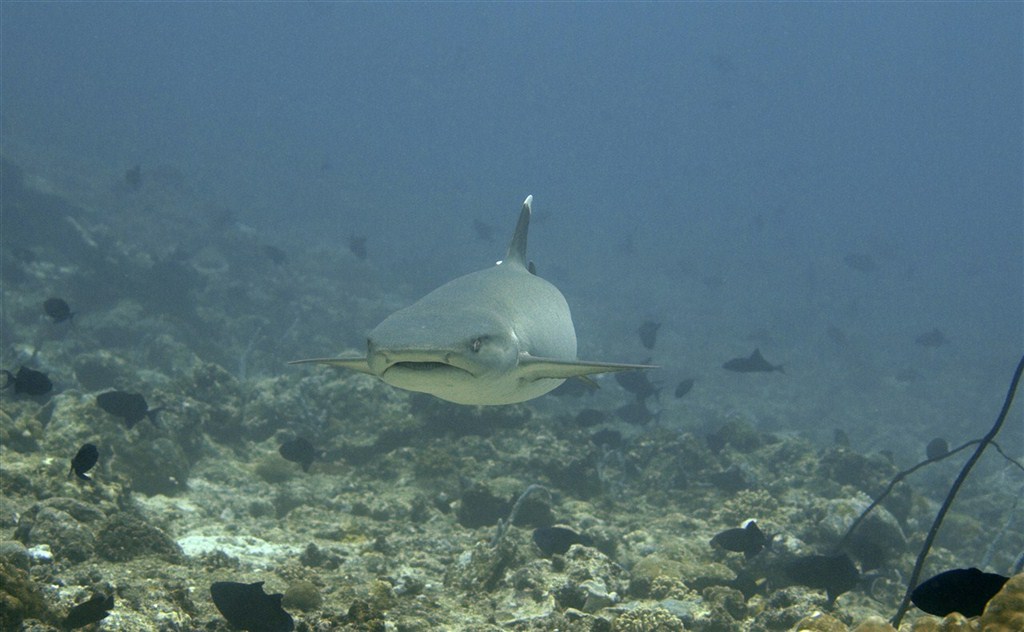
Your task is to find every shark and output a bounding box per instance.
[290,195,655,405]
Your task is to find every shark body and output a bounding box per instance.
[291,196,654,404]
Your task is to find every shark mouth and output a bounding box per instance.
[381,359,475,378]
[389,361,454,372]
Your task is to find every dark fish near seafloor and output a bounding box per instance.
[96,391,161,429]
[533,526,594,557]
[911,567,1009,618]
[1,366,54,396]
[674,378,695,398]
[279,437,319,472]
[710,521,771,559]
[590,428,624,449]
[44,297,74,323]
[63,593,114,629]
[210,581,294,632]
[68,443,99,481]
[574,408,608,427]
[638,320,660,350]
[615,369,659,402]
[783,553,860,605]
[723,348,784,374]
[616,400,655,425]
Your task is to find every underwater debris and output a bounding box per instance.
[43,297,74,323]
[891,354,1024,627]
[96,391,161,429]
[638,320,660,349]
[1,366,53,396]
[63,593,114,629]
[68,443,99,481]
[722,348,784,373]
[911,567,1009,617]
[210,581,294,632]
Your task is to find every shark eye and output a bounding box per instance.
[470,337,484,353]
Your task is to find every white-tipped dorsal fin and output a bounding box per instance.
[502,195,532,268]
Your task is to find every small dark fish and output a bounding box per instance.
[702,275,724,290]
[589,428,623,449]
[1,366,53,396]
[615,400,655,425]
[710,466,749,492]
[279,437,319,472]
[261,245,288,265]
[833,429,850,447]
[843,252,876,273]
[615,369,659,402]
[911,567,1009,618]
[674,378,695,398]
[729,569,765,601]
[210,581,294,632]
[69,443,99,481]
[638,321,660,350]
[574,408,608,427]
[706,430,727,454]
[44,297,74,323]
[783,553,860,605]
[723,348,784,373]
[710,521,770,559]
[915,328,947,347]
[532,526,594,556]
[349,234,367,260]
[895,368,920,383]
[64,593,114,629]
[926,437,949,460]
[124,164,142,190]
[472,218,495,242]
[96,391,160,429]
[826,325,847,346]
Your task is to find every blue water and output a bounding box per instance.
[3,3,1021,451]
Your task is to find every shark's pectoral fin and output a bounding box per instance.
[518,355,658,380]
[288,357,375,375]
